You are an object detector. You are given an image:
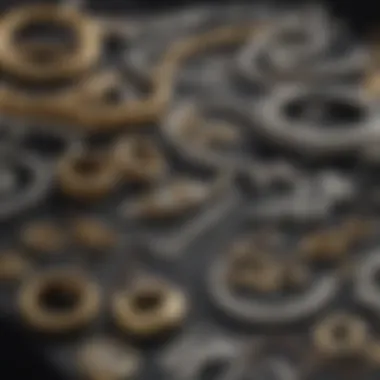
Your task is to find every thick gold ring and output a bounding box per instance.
[57,149,122,201]
[112,277,188,339]
[0,4,102,82]
[18,268,101,333]
[313,313,368,359]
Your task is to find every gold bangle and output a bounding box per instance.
[112,277,188,339]
[18,268,101,333]
[0,4,102,82]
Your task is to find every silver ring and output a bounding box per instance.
[353,253,380,315]
[208,254,340,325]
[252,85,378,157]
[0,149,53,220]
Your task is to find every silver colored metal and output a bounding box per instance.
[208,253,340,325]
[160,325,243,380]
[150,189,240,259]
[353,253,380,316]
[162,100,248,172]
[127,170,240,259]
[235,7,368,87]
[236,10,332,86]
[253,85,377,157]
[0,149,53,220]
[247,171,357,223]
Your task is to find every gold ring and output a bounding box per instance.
[313,313,368,359]
[18,268,101,333]
[0,4,102,82]
[57,149,122,201]
[112,277,188,339]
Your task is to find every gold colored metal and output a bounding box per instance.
[71,217,118,251]
[18,268,101,333]
[313,313,368,359]
[57,149,122,201]
[78,337,141,380]
[227,247,283,294]
[0,4,102,82]
[0,250,30,282]
[112,277,188,338]
[124,177,215,220]
[0,23,265,131]
[364,341,380,366]
[20,221,67,253]
[298,228,350,264]
[365,36,380,98]
[112,135,167,185]
[340,217,374,246]
[281,261,311,291]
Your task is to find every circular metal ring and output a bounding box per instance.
[253,85,378,157]
[18,268,101,333]
[312,313,368,359]
[112,277,188,339]
[353,253,380,316]
[208,254,340,325]
[0,4,102,82]
[235,13,331,86]
[0,149,53,220]
[57,148,122,201]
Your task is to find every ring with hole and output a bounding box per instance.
[57,148,122,201]
[353,253,380,316]
[208,253,340,325]
[0,4,102,82]
[0,250,30,282]
[20,221,67,254]
[253,85,377,158]
[312,313,368,359]
[112,277,188,339]
[235,12,331,87]
[18,268,101,333]
[0,149,53,220]
[78,336,141,380]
